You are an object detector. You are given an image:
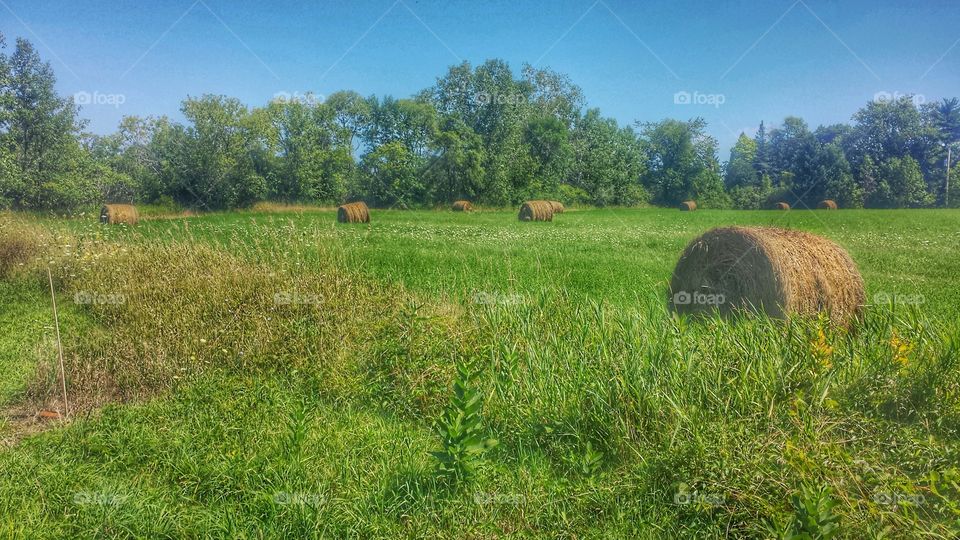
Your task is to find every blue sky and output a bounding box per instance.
[1,0,958,156]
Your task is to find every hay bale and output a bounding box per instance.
[679,201,697,211]
[100,204,139,225]
[668,226,865,326]
[548,201,565,214]
[452,200,473,212]
[337,201,370,223]
[518,200,554,222]
[773,202,791,211]
[817,199,838,210]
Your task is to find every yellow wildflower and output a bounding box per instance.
[890,330,913,368]
[810,328,834,370]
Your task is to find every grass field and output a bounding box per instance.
[2,207,959,538]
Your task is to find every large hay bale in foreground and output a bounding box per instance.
[337,201,370,223]
[668,226,865,326]
[773,202,791,210]
[518,200,554,222]
[548,201,565,214]
[679,201,697,211]
[452,200,473,212]
[818,199,838,210]
[100,204,139,225]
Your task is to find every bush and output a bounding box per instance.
[36,172,101,214]
[616,183,650,207]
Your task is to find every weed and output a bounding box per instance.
[431,362,497,482]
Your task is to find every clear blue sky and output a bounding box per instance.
[2,0,958,156]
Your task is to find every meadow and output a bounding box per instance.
[1,207,959,538]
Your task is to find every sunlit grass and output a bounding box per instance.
[1,208,959,537]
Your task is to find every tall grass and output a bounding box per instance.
[1,212,959,537]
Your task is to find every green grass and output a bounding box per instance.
[2,207,960,538]
[97,207,960,316]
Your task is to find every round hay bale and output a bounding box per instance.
[548,201,565,214]
[337,201,370,224]
[100,204,139,225]
[668,227,865,326]
[773,202,791,211]
[679,201,697,211]
[817,199,838,210]
[518,200,554,222]
[452,200,473,212]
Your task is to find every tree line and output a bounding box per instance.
[1,33,958,212]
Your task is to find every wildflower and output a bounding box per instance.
[810,328,834,370]
[890,330,913,368]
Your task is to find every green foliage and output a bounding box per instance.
[431,362,497,482]
[572,109,646,206]
[361,141,425,207]
[948,164,960,208]
[725,133,758,190]
[793,142,861,208]
[786,485,841,539]
[260,97,352,203]
[640,117,726,207]
[871,156,932,208]
[0,35,96,212]
[172,95,268,209]
[428,118,486,203]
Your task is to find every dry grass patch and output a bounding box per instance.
[14,223,463,417]
[0,216,45,279]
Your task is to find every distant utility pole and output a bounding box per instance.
[947,144,953,208]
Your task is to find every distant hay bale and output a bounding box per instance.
[548,201,565,214]
[518,200,554,222]
[774,202,791,210]
[100,204,139,225]
[668,226,865,326]
[679,201,697,211]
[818,199,838,210]
[452,200,473,212]
[337,201,370,223]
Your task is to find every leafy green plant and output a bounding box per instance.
[431,362,497,481]
[788,485,841,539]
[576,441,604,478]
